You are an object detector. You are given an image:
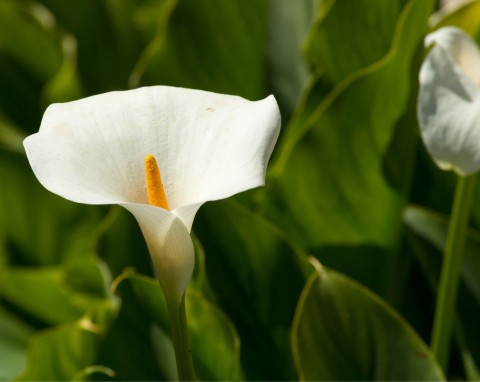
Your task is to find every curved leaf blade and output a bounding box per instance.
[265,0,434,250]
[292,267,445,381]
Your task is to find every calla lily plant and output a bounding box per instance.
[417,26,480,370]
[24,86,281,380]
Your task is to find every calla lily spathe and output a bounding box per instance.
[418,26,480,175]
[24,86,281,306]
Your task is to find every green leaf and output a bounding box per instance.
[97,270,169,381]
[292,267,445,381]
[6,255,119,380]
[194,199,311,380]
[304,0,409,84]
[0,152,104,266]
[39,0,144,93]
[264,0,433,250]
[126,273,241,381]
[134,0,269,100]
[0,307,33,380]
[94,270,165,381]
[186,290,239,380]
[15,321,101,381]
[0,255,119,326]
[1,267,86,324]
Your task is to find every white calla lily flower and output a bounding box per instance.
[418,26,480,175]
[24,86,281,306]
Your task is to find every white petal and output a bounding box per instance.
[425,27,480,96]
[162,93,280,211]
[418,27,480,175]
[122,203,194,307]
[24,86,280,228]
[171,203,202,232]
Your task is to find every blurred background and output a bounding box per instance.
[1,0,480,380]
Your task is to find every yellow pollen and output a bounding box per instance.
[145,154,169,210]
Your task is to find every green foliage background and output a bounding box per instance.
[0,0,479,380]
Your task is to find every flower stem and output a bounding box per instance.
[167,293,195,381]
[431,174,477,371]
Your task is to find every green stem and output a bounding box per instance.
[167,293,195,381]
[179,294,195,380]
[431,174,477,370]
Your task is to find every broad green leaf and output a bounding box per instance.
[304,0,409,84]
[0,307,33,380]
[264,0,433,250]
[1,267,86,324]
[194,200,311,380]
[186,290,240,381]
[39,0,144,93]
[127,273,241,381]
[0,255,118,326]
[95,272,167,381]
[15,321,101,381]
[292,268,445,381]
[134,0,268,100]
[0,152,104,266]
[5,254,119,380]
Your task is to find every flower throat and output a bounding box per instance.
[145,154,169,210]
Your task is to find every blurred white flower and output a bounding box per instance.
[24,86,280,306]
[418,26,480,175]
